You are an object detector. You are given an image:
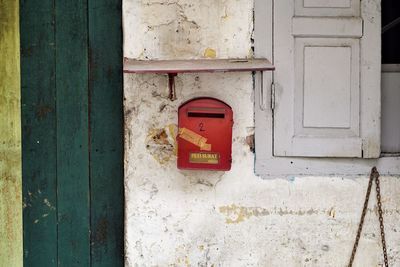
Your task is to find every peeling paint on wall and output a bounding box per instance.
[146,125,177,164]
[123,0,400,266]
[123,0,254,59]
[219,205,326,224]
[0,0,22,266]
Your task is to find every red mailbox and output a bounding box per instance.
[177,97,233,171]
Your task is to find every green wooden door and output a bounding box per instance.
[21,0,124,266]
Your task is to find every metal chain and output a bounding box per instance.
[375,173,389,267]
[348,167,389,267]
[348,167,375,267]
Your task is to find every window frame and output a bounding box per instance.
[254,0,400,177]
[381,64,400,156]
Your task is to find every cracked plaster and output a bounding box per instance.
[123,1,400,266]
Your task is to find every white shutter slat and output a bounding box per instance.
[360,0,381,158]
[295,0,360,16]
[290,138,362,157]
[292,17,363,37]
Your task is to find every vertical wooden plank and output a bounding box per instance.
[88,0,124,266]
[21,0,58,266]
[0,1,23,266]
[254,0,274,174]
[56,0,90,266]
[360,0,381,158]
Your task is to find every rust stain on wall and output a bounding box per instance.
[245,134,255,153]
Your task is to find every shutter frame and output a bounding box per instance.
[273,0,381,158]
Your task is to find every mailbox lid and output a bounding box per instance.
[178,98,233,171]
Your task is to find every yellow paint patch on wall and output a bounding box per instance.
[219,204,270,224]
[204,48,217,58]
[219,205,325,224]
[0,0,22,266]
[172,244,192,267]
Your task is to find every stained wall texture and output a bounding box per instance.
[123,1,400,266]
[0,0,22,266]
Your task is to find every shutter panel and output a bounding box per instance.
[273,0,381,158]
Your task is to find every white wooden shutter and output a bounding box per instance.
[273,0,381,158]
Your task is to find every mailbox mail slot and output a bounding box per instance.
[177,98,233,171]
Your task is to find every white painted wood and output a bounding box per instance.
[303,46,351,128]
[295,0,360,16]
[255,0,394,176]
[273,0,381,158]
[273,0,296,157]
[254,0,274,171]
[304,0,351,8]
[292,17,363,38]
[360,0,381,158]
[299,39,358,130]
[254,0,398,176]
[381,66,400,153]
[293,38,361,147]
[290,137,362,157]
[257,156,400,177]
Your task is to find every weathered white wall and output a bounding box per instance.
[123,1,400,266]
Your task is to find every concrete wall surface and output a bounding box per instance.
[123,1,400,266]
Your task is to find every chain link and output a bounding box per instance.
[375,173,389,267]
[348,167,389,267]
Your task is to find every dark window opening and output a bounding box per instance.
[382,0,400,64]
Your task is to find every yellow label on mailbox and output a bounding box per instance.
[189,152,220,164]
[179,127,212,151]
